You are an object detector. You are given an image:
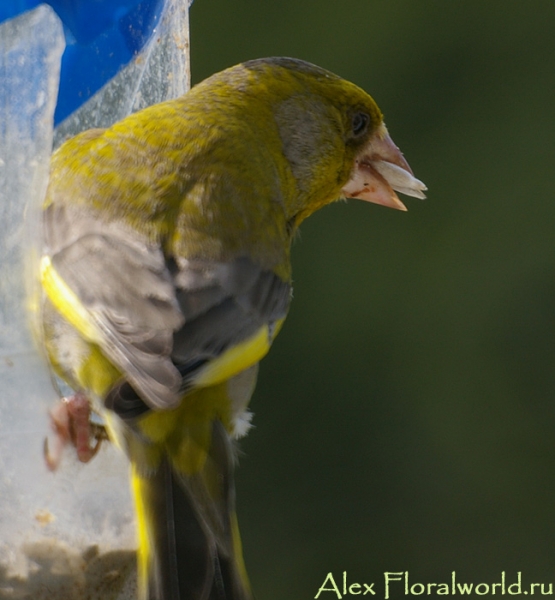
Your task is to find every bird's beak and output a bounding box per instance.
[341,123,427,211]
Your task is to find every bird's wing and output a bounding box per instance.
[42,203,291,414]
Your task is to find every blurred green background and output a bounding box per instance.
[189,1,555,598]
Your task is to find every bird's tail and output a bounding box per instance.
[131,420,252,600]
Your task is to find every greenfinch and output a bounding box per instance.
[39,57,426,600]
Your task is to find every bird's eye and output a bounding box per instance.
[351,112,369,137]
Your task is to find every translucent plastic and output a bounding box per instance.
[54,0,191,144]
[0,2,190,598]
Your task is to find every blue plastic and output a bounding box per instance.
[0,0,165,124]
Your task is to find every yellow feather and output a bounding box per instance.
[40,255,100,342]
[193,318,285,389]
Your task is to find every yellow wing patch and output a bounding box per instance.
[40,255,101,343]
[192,318,285,389]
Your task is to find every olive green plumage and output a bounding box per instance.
[40,57,425,600]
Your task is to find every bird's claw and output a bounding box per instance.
[44,392,108,471]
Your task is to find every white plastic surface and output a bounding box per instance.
[0,2,190,598]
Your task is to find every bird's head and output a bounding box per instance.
[239,58,427,225]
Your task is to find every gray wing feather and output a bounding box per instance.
[44,204,291,411]
[45,204,185,409]
[173,257,290,372]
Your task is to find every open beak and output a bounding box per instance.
[341,123,427,211]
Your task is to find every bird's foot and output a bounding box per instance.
[44,392,108,471]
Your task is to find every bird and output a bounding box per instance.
[39,57,426,600]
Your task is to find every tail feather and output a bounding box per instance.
[132,420,251,600]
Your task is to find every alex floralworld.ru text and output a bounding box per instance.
[314,571,554,598]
